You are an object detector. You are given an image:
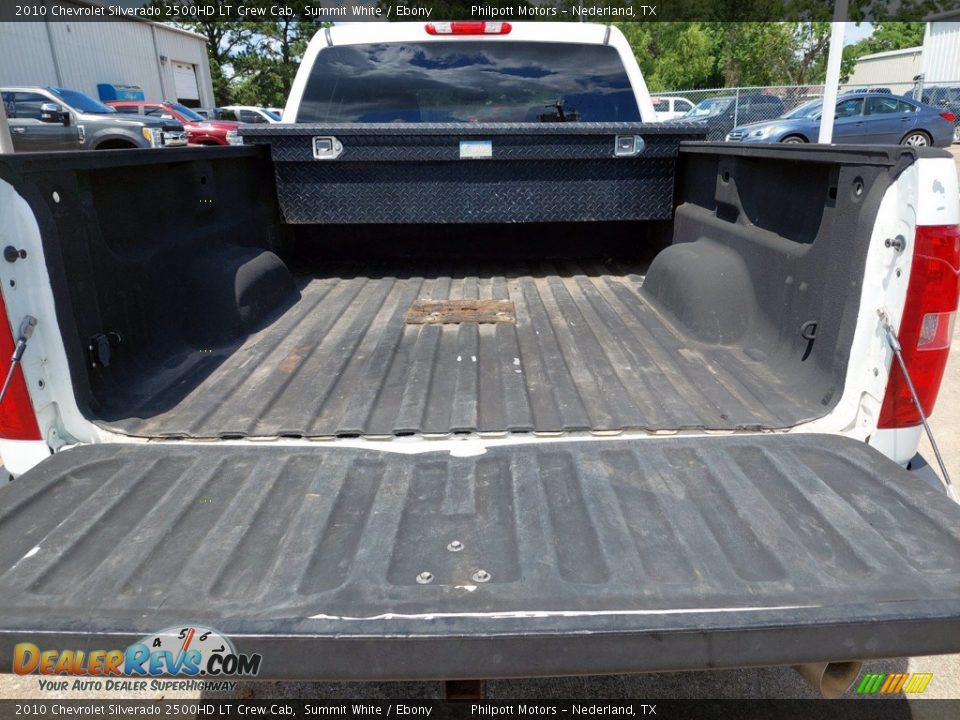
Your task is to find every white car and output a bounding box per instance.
[651,95,695,121]
[217,105,281,124]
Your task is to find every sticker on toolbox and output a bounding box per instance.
[459,139,492,159]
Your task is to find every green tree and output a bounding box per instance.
[230,2,315,107]
[618,20,868,91]
[615,23,718,92]
[707,22,798,87]
[781,22,832,86]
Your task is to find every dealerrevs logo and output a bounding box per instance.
[13,625,262,677]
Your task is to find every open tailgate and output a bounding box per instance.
[1,434,959,680]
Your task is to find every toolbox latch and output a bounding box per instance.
[312,136,343,160]
[615,135,645,157]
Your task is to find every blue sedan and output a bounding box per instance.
[727,93,956,147]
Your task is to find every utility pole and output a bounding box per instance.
[0,96,13,154]
[818,0,849,144]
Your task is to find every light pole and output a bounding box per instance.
[818,0,850,144]
[0,98,13,154]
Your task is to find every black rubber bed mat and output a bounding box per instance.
[1,434,959,679]
[96,261,827,439]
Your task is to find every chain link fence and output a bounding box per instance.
[654,81,960,144]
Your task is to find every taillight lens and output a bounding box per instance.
[0,291,40,440]
[940,111,957,122]
[878,224,960,428]
[426,22,512,35]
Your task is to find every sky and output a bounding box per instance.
[845,21,875,45]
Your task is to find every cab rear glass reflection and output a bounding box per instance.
[297,41,641,123]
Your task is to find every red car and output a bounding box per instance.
[106,101,241,146]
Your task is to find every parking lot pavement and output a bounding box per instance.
[2,146,960,701]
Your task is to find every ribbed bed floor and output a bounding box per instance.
[98,261,820,438]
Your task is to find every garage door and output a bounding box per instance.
[172,61,199,103]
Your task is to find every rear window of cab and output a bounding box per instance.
[297,41,640,123]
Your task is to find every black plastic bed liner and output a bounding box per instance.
[1,434,959,679]
[96,261,826,439]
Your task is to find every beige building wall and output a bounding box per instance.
[922,20,960,83]
[846,47,922,92]
[0,12,213,107]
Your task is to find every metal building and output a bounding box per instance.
[921,9,960,84]
[0,4,214,108]
[846,46,923,89]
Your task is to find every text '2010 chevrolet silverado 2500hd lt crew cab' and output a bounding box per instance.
[0,22,959,683]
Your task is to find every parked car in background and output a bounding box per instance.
[727,93,956,146]
[651,96,694,121]
[266,107,285,120]
[107,100,242,146]
[909,86,960,143]
[217,105,282,124]
[1,86,186,151]
[683,93,785,140]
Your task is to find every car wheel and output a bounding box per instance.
[901,131,931,147]
[781,135,806,144]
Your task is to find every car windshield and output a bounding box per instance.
[169,103,205,122]
[261,108,281,121]
[297,41,640,123]
[687,98,731,117]
[49,87,115,114]
[785,100,823,119]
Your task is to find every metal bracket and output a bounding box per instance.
[88,332,122,369]
[312,136,343,160]
[884,234,907,252]
[615,135,645,157]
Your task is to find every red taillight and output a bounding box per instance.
[940,111,957,122]
[878,224,960,428]
[426,21,512,35]
[0,291,40,440]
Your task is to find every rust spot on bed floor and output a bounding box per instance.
[278,350,302,373]
[406,299,516,324]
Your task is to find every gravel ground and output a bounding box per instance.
[2,147,959,702]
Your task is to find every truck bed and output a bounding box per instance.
[99,259,819,439]
[3,142,912,441]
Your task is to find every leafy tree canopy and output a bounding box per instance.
[616,21,835,91]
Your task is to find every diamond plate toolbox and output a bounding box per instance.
[239,122,708,224]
